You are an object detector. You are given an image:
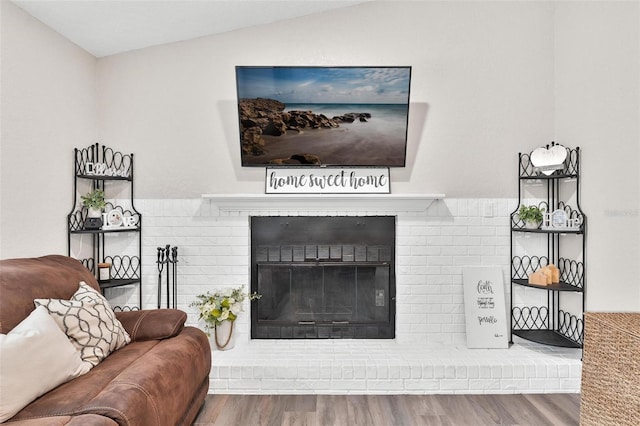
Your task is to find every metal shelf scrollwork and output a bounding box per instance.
[558,258,585,290]
[510,143,586,349]
[511,255,549,279]
[68,143,142,311]
[512,306,549,329]
[74,144,132,180]
[79,258,95,274]
[510,201,585,233]
[511,306,583,347]
[511,255,584,291]
[103,255,140,281]
[518,144,580,179]
[558,310,584,345]
[68,203,141,233]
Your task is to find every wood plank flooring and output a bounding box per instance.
[192,393,580,425]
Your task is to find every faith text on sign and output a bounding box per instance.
[462,266,509,349]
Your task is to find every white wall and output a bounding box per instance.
[0,1,97,258]
[96,1,555,198]
[554,1,640,311]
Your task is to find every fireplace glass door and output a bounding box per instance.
[257,263,390,324]
[250,216,396,339]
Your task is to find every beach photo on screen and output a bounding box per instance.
[235,66,411,167]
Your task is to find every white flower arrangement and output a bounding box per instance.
[190,286,261,333]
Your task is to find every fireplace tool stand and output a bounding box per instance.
[156,245,178,309]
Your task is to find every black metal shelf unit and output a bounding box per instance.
[509,143,586,348]
[67,143,142,310]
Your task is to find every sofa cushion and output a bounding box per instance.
[9,327,211,426]
[34,282,130,368]
[0,306,90,422]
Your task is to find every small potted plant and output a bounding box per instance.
[518,204,545,229]
[190,286,261,350]
[81,189,106,218]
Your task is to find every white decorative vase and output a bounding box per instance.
[87,207,102,218]
[524,220,541,230]
[212,320,235,351]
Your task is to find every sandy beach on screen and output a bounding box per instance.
[242,124,406,166]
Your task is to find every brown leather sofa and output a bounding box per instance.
[0,255,211,425]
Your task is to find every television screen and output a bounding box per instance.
[235,66,411,167]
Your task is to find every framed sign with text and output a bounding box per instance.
[462,266,509,349]
[265,167,390,194]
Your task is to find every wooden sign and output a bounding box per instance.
[265,167,390,194]
[462,266,509,349]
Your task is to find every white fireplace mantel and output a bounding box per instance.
[201,193,445,212]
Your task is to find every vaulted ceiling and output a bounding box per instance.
[11,0,371,57]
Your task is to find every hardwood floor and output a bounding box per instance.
[192,393,580,425]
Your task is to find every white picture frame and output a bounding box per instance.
[107,210,123,227]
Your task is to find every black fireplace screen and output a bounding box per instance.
[250,216,395,339]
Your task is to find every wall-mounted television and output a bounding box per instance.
[235,66,411,167]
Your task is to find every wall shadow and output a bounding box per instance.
[217,100,430,185]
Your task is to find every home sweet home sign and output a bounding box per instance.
[265,167,390,194]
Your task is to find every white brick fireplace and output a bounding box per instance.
[106,195,581,394]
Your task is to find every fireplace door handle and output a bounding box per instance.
[332,321,349,325]
[298,321,316,325]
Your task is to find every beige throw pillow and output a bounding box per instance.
[34,281,131,369]
[0,306,89,422]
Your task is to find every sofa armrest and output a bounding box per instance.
[116,309,186,342]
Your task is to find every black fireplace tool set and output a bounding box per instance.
[156,245,178,309]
